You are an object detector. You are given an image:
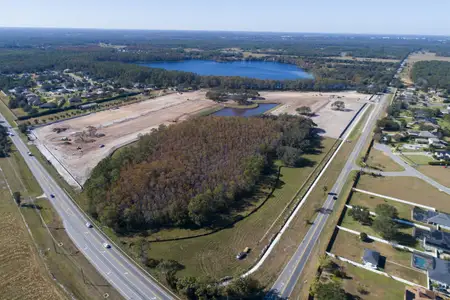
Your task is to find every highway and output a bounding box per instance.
[0,113,175,300]
[267,93,388,298]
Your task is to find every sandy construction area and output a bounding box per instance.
[262,91,369,138]
[33,91,217,185]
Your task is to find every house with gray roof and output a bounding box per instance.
[429,257,450,293]
[419,131,437,139]
[413,207,450,230]
[362,249,380,269]
[414,227,450,254]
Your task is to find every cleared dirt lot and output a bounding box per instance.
[263,91,368,138]
[34,91,217,184]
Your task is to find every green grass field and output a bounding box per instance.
[402,154,435,165]
[330,260,406,300]
[348,191,414,220]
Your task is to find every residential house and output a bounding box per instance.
[434,151,450,161]
[414,228,450,254]
[69,97,82,104]
[413,207,450,230]
[407,130,420,137]
[25,94,41,106]
[405,286,443,300]
[362,249,380,269]
[415,138,429,145]
[419,131,438,139]
[80,103,98,110]
[429,258,450,294]
[39,102,57,109]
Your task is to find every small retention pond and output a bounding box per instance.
[212,103,278,117]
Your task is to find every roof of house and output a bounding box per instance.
[362,249,380,266]
[419,131,437,138]
[428,213,450,228]
[425,229,450,252]
[429,257,450,286]
[405,286,442,300]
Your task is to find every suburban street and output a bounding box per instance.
[267,93,388,299]
[0,113,175,300]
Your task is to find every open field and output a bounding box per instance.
[366,148,405,171]
[117,138,338,279]
[401,52,450,84]
[417,165,450,188]
[325,56,401,63]
[33,90,218,184]
[263,91,369,138]
[325,259,407,300]
[349,191,414,220]
[331,230,427,286]
[357,175,450,212]
[0,154,65,299]
[0,147,123,300]
[402,154,435,165]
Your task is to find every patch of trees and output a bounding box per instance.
[0,125,11,157]
[331,101,345,111]
[411,61,450,90]
[205,89,260,105]
[296,106,313,116]
[85,115,320,233]
[377,117,400,131]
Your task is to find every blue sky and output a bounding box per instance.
[1,0,449,35]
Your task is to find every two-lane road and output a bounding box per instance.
[267,94,388,298]
[1,114,175,300]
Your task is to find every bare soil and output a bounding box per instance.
[262,91,368,138]
[33,91,217,184]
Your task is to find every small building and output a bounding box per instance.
[419,131,438,139]
[415,138,429,145]
[69,97,82,104]
[362,249,380,269]
[413,207,450,230]
[414,227,450,254]
[79,103,98,110]
[407,130,420,137]
[39,102,57,109]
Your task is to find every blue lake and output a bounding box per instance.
[140,60,313,80]
[213,103,278,117]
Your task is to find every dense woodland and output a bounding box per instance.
[411,61,450,90]
[85,115,320,233]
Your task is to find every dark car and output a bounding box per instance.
[50,194,55,198]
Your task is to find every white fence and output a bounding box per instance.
[352,188,436,211]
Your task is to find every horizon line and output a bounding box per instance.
[1,25,449,38]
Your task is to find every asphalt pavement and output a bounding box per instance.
[266,94,388,299]
[0,114,175,300]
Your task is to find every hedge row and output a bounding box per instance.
[428,161,450,166]
[17,92,140,120]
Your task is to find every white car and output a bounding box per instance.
[27,151,33,156]
[85,222,93,228]
[102,242,111,249]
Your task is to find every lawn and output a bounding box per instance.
[330,230,427,286]
[366,148,405,172]
[348,191,414,220]
[118,138,339,279]
[357,175,450,212]
[329,259,407,300]
[349,104,373,140]
[340,209,418,249]
[402,154,435,165]
[0,146,122,300]
[417,165,450,189]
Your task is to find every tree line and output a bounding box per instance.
[0,125,11,157]
[411,60,450,90]
[85,115,320,233]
